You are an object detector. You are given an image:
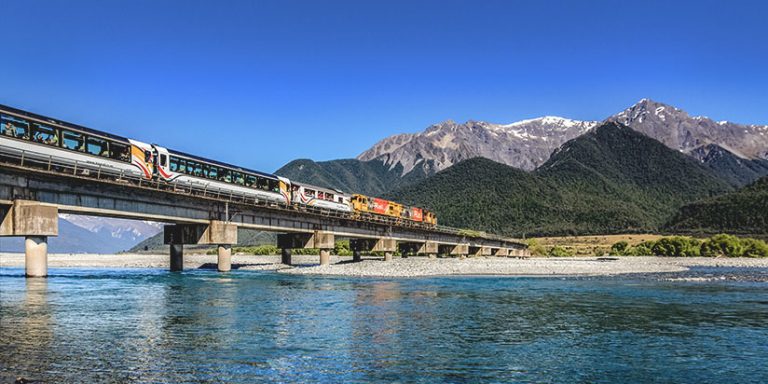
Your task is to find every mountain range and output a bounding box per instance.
[278,99,768,194]
[0,215,163,254]
[386,123,732,236]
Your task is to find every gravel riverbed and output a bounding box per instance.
[3,253,768,279]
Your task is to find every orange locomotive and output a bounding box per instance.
[350,194,437,226]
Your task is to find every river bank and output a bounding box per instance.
[3,253,768,278]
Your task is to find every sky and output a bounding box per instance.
[1,0,767,172]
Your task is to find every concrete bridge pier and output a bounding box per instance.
[319,249,331,266]
[25,236,49,277]
[170,244,184,272]
[1,200,59,278]
[350,238,397,262]
[278,231,335,267]
[281,248,292,265]
[164,220,238,272]
[217,245,232,272]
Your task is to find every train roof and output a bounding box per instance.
[293,181,348,195]
[0,104,281,181]
[167,148,280,180]
[0,104,131,143]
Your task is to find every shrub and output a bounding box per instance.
[610,241,629,255]
[740,238,768,258]
[334,240,353,256]
[548,246,573,257]
[527,239,547,257]
[700,234,744,257]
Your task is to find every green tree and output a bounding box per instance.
[740,238,768,258]
[611,241,629,255]
[548,246,573,257]
[700,234,744,257]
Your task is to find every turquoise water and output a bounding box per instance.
[1,268,768,383]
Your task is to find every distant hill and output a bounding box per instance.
[386,123,732,237]
[0,216,161,254]
[275,158,430,196]
[127,228,277,253]
[666,177,768,235]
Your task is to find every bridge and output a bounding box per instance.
[0,148,528,277]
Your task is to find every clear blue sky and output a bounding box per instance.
[2,0,767,172]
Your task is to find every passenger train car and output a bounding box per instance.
[0,104,436,226]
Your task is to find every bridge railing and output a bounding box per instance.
[0,148,501,239]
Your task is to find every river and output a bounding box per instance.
[1,268,767,383]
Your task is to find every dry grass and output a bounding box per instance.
[528,234,668,256]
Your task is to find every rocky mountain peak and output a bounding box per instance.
[609,99,768,160]
[358,116,598,175]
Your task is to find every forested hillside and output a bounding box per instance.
[387,123,732,237]
[275,158,431,196]
[666,177,768,235]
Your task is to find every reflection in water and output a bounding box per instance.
[1,269,768,383]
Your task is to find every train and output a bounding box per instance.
[0,104,437,226]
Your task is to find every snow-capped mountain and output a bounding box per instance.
[358,117,598,174]
[58,214,163,244]
[608,98,768,160]
[357,99,768,180]
[0,215,164,254]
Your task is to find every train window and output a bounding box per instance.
[338,197,344,203]
[245,175,256,187]
[221,169,232,183]
[169,157,179,172]
[178,159,187,173]
[61,130,84,151]
[256,177,268,191]
[1,114,30,139]
[193,163,202,177]
[160,154,167,167]
[305,188,315,197]
[87,137,109,157]
[208,166,218,179]
[32,123,59,146]
[232,172,244,185]
[110,142,130,162]
[202,164,210,178]
[269,179,279,192]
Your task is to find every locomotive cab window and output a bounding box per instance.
[32,123,59,146]
[61,130,84,151]
[87,137,109,157]
[1,114,30,139]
